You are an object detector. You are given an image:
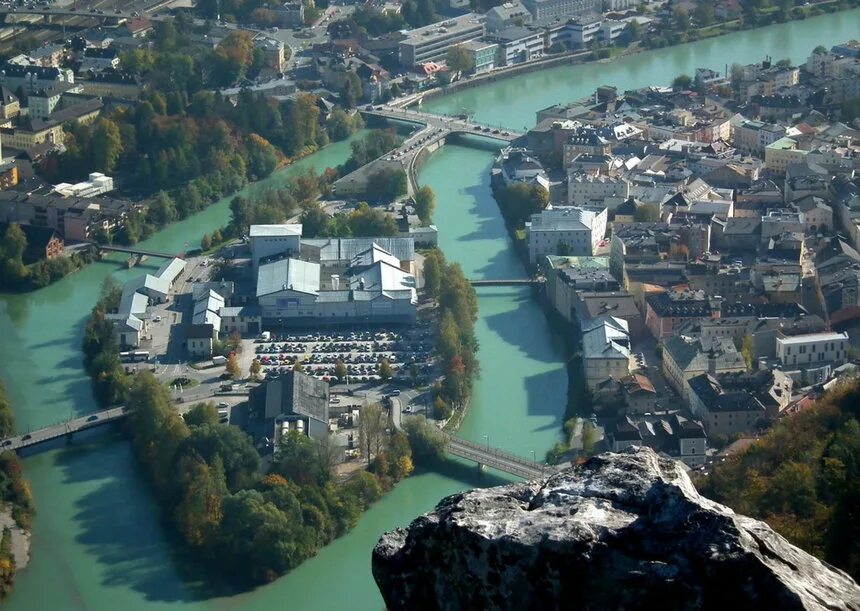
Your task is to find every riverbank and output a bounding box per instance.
[415,0,860,107]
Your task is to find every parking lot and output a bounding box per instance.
[252,324,435,384]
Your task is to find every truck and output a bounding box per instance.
[260,331,271,341]
[212,355,227,366]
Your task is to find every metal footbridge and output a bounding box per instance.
[445,435,549,480]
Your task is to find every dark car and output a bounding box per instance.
[21,434,31,441]
[87,415,98,422]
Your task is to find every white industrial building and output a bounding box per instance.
[250,223,302,271]
[525,205,607,263]
[398,14,485,67]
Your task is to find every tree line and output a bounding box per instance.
[81,280,129,407]
[421,250,479,421]
[0,381,35,600]
[125,372,413,585]
[223,129,405,240]
[697,379,860,581]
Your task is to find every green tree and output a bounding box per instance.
[673,7,691,31]
[672,74,693,90]
[1,224,26,262]
[201,233,212,251]
[342,71,364,108]
[0,382,15,440]
[445,44,475,73]
[402,415,447,462]
[423,251,441,299]
[693,3,715,25]
[212,228,224,245]
[348,202,398,236]
[413,186,436,225]
[633,203,661,222]
[91,118,123,173]
[185,402,219,427]
[379,358,393,381]
[365,168,407,202]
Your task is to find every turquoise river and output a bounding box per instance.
[1,10,859,609]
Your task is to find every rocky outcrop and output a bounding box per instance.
[373,447,860,611]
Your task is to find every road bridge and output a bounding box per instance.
[96,244,181,259]
[469,279,544,287]
[332,106,523,197]
[1,406,127,452]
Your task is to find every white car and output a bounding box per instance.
[152,316,162,323]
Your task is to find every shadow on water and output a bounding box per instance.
[51,430,247,604]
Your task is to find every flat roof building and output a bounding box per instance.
[399,14,485,68]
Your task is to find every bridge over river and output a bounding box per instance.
[333,106,523,197]
[6,393,553,481]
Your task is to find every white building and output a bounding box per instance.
[256,244,417,324]
[776,332,848,368]
[399,14,485,67]
[525,205,607,263]
[581,315,631,389]
[53,172,114,198]
[521,0,600,21]
[485,1,532,32]
[566,15,602,47]
[567,173,629,207]
[250,224,302,271]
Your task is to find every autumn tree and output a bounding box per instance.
[225,354,241,380]
[249,359,262,379]
[379,358,393,381]
[358,402,387,461]
[334,359,347,383]
[201,233,212,251]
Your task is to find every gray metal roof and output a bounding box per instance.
[302,237,414,264]
[256,258,320,297]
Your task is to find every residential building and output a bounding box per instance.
[497,147,549,189]
[0,87,19,121]
[572,291,645,337]
[186,324,217,360]
[107,283,149,349]
[790,195,832,232]
[27,83,77,119]
[644,290,719,340]
[581,315,632,389]
[662,335,747,400]
[399,14,485,68]
[542,255,618,321]
[186,289,226,359]
[117,17,153,38]
[760,209,805,242]
[79,47,120,72]
[687,373,766,437]
[567,173,629,207]
[525,205,607,263]
[254,38,288,73]
[620,373,657,414]
[0,222,63,263]
[0,63,74,92]
[606,414,707,468]
[272,3,305,27]
[764,137,808,174]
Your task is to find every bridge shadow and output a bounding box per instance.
[53,431,245,603]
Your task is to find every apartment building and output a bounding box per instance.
[399,14,485,67]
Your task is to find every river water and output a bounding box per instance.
[2,11,859,609]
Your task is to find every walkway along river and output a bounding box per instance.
[2,12,860,609]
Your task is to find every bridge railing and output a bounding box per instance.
[446,435,547,473]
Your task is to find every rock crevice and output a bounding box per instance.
[372,447,860,611]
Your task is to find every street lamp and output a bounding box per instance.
[482,434,489,451]
[530,450,536,465]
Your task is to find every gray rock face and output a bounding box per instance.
[372,447,860,611]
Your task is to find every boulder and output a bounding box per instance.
[372,447,860,611]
